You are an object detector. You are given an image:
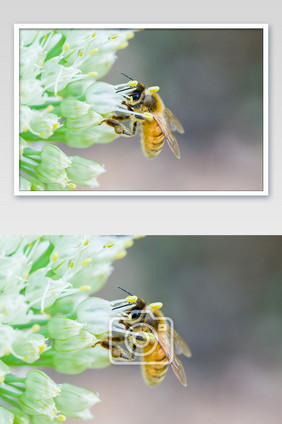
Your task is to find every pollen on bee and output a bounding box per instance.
[128,80,138,87]
[126,295,138,303]
[149,302,163,310]
[142,112,154,122]
[148,86,160,93]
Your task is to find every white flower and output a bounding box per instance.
[54,383,100,419]
[11,331,48,363]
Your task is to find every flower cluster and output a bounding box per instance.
[0,235,137,422]
[19,28,136,190]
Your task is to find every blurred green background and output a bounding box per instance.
[52,236,281,423]
[62,29,264,191]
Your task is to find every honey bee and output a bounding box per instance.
[94,288,191,386]
[102,73,184,159]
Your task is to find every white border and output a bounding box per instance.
[14,23,268,197]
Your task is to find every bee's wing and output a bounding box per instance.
[163,108,185,134]
[149,110,181,159]
[167,326,192,358]
[157,334,187,386]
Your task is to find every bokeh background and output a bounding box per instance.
[50,236,282,423]
[62,28,264,191]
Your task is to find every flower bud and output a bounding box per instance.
[8,408,30,424]
[64,124,117,147]
[65,109,102,130]
[25,370,61,400]
[0,406,14,424]
[19,393,58,419]
[47,316,84,340]
[76,297,115,335]
[85,82,121,114]
[54,383,100,419]
[60,98,91,118]
[53,329,96,353]
[66,156,105,187]
[0,359,9,382]
[40,145,71,170]
[11,331,48,363]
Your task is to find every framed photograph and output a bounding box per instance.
[14,24,268,196]
[1,235,281,423]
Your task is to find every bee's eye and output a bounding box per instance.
[131,91,141,101]
[131,311,141,320]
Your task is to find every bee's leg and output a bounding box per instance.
[93,339,131,360]
[99,119,133,136]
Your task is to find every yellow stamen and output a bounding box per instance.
[134,235,145,239]
[126,295,137,303]
[69,183,76,189]
[79,51,83,57]
[52,123,59,131]
[58,415,67,422]
[84,239,89,246]
[114,250,127,260]
[80,285,92,292]
[89,48,99,55]
[39,60,44,67]
[118,41,129,49]
[110,34,118,39]
[63,43,70,51]
[126,32,135,40]
[124,239,134,248]
[149,302,163,310]
[107,243,114,248]
[70,261,74,268]
[47,105,54,112]
[91,32,96,38]
[81,258,92,267]
[51,252,58,262]
[22,125,29,133]
[32,324,41,333]
[39,345,47,353]
[88,71,98,77]
[128,80,138,87]
[23,356,29,361]
[148,86,160,93]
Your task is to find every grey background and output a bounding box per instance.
[50,236,282,424]
[59,28,263,191]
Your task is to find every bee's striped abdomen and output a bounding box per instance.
[141,119,164,159]
[142,341,168,386]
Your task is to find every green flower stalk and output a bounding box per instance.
[0,235,137,421]
[18,28,136,191]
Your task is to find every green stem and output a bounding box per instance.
[20,166,36,178]
[0,387,21,399]
[12,320,49,329]
[19,159,38,169]
[0,394,19,408]
[4,375,25,384]
[22,149,41,156]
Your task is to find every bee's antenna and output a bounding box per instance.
[118,286,133,296]
[121,72,134,80]
[112,303,132,311]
